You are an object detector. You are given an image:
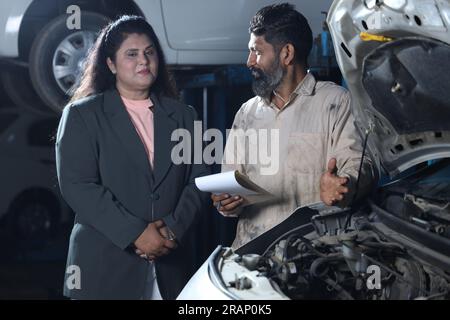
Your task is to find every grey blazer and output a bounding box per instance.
[56,89,210,299]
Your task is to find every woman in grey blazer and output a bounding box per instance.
[56,16,210,299]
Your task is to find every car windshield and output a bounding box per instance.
[396,159,450,202]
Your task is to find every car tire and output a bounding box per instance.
[29,11,110,113]
[0,66,53,115]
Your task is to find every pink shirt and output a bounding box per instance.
[121,96,154,168]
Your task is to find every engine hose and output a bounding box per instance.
[261,224,314,257]
[296,234,328,258]
[359,241,405,252]
[310,255,343,278]
[322,277,355,300]
[282,234,300,262]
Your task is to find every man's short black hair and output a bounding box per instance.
[250,3,313,67]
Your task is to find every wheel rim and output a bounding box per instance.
[52,30,96,93]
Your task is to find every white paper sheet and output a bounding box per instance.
[195,171,258,196]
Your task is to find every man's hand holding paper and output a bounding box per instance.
[211,193,244,217]
[195,170,275,217]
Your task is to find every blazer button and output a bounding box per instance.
[150,193,160,200]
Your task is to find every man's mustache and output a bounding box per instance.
[250,67,264,79]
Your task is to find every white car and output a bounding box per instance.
[178,0,450,300]
[0,0,332,112]
[0,108,72,248]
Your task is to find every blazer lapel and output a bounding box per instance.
[152,94,177,190]
[103,89,153,187]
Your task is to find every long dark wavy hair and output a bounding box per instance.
[70,15,178,102]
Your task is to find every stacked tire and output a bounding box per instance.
[1,11,109,114]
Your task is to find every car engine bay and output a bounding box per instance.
[219,161,450,300]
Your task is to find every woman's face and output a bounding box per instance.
[107,33,159,96]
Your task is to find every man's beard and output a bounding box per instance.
[250,59,284,100]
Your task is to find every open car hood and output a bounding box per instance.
[327,0,450,177]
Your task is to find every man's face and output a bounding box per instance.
[247,33,284,99]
